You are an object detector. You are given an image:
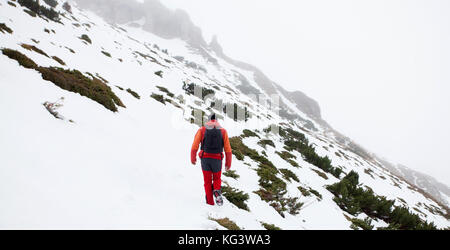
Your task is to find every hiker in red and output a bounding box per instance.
[191,114,232,206]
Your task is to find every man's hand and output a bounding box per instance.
[225,165,231,171]
[191,150,197,165]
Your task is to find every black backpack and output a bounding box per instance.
[202,128,224,154]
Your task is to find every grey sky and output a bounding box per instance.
[148,0,450,185]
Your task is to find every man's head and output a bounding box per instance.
[209,113,216,121]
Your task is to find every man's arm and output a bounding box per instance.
[191,128,202,165]
[222,129,232,171]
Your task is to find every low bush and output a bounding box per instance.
[154,70,163,78]
[0,23,13,34]
[38,67,125,112]
[80,34,92,44]
[210,218,241,230]
[18,0,60,22]
[276,151,299,167]
[150,93,166,105]
[242,129,260,138]
[126,88,140,99]
[280,168,299,182]
[52,56,66,65]
[156,86,175,98]
[261,222,281,230]
[1,48,38,69]
[223,170,239,179]
[222,185,249,211]
[258,139,275,149]
[20,43,49,57]
[101,51,111,57]
[327,171,437,230]
[350,217,374,230]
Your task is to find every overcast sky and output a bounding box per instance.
[152,0,450,185]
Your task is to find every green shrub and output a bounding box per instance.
[350,217,374,230]
[298,186,311,197]
[327,171,437,230]
[8,1,17,7]
[126,88,140,99]
[80,34,92,44]
[101,51,111,57]
[0,23,13,34]
[18,0,60,22]
[37,67,125,112]
[258,139,275,149]
[156,86,175,98]
[222,185,249,211]
[43,0,58,8]
[309,188,323,200]
[20,43,49,57]
[286,197,304,215]
[242,129,260,138]
[276,151,299,167]
[210,217,241,230]
[223,170,240,179]
[261,222,281,230]
[182,82,215,99]
[52,56,66,66]
[280,168,299,182]
[1,48,38,69]
[150,93,166,105]
[23,9,37,17]
[154,70,163,78]
[312,169,329,180]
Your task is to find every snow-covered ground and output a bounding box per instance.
[0,0,448,229]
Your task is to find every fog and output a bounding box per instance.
[132,0,450,185]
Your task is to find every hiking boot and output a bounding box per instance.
[213,190,223,206]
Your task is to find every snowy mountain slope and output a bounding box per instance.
[0,0,448,229]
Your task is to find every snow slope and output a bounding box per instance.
[0,0,448,229]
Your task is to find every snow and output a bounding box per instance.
[0,0,448,229]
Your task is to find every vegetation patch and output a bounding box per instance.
[156,86,175,98]
[23,9,37,17]
[126,88,140,99]
[210,218,241,230]
[43,0,58,8]
[1,48,38,69]
[277,127,342,178]
[350,217,374,230]
[223,170,239,179]
[280,169,299,182]
[101,51,111,57]
[258,139,275,149]
[52,56,66,66]
[8,1,17,7]
[37,67,125,112]
[79,34,92,44]
[154,70,163,78]
[221,185,249,211]
[21,43,49,57]
[182,82,215,99]
[327,171,437,230]
[18,0,60,22]
[261,222,281,230]
[0,23,13,34]
[150,93,166,105]
[242,129,260,138]
[276,151,299,167]
[312,169,329,180]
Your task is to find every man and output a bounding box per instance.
[191,114,232,206]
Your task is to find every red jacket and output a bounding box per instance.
[191,120,232,168]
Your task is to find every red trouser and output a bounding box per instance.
[201,158,223,205]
